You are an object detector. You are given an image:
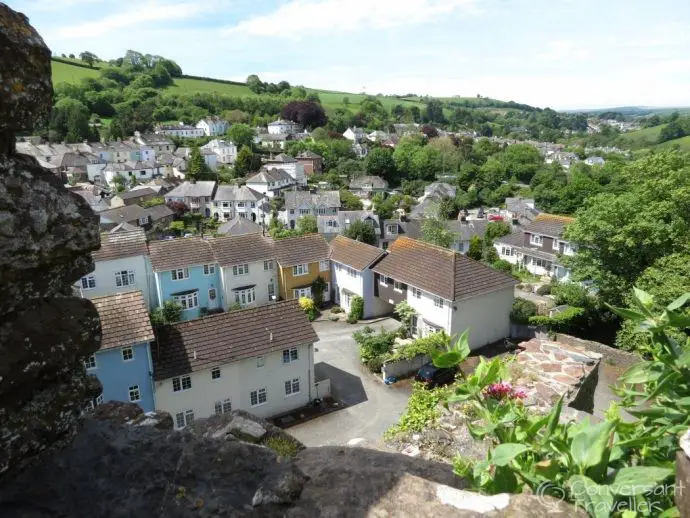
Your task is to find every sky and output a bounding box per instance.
[12,0,690,110]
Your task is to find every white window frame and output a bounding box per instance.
[386,224,398,234]
[128,385,141,402]
[319,259,329,272]
[208,287,217,302]
[211,367,221,380]
[412,287,422,299]
[284,378,300,396]
[234,287,256,306]
[256,356,265,368]
[530,234,543,246]
[299,208,310,215]
[379,276,388,287]
[264,260,274,271]
[293,287,311,299]
[214,398,232,415]
[172,375,192,393]
[553,239,560,251]
[175,409,194,429]
[173,291,199,310]
[250,387,267,407]
[394,281,405,292]
[233,263,249,276]
[115,270,135,288]
[292,263,308,276]
[121,346,134,362]
[171,268,189,281]
[81,274,96,290]
[268,281,275,299]
[282,347,299,364]
[96,393,104,406]
[434,297,445,309]
[83,354,97,370]
[203,264,216,275]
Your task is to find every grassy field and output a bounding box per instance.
[618,124,666,148]
[654,134,690,152]
[52,59,100,84]
[168,77,255,97]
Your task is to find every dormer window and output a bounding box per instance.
[386,224,398,234]
[530,234,543,246]
[553,239,560,250]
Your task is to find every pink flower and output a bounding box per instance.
[483,382,527,401]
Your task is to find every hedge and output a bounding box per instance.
[348,295,364,323]
[387,332,448,362]
[510,298,538,324]
[528,306,585,332]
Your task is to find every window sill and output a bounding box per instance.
[284,393,301,398]
[250,402,267,408]
[172,389,192,394]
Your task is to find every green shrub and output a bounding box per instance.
[261,435,299,458]
[388,332,449,362]
[353,326,396,371]
[348,295,364,322]
[551,282,591,307]
[509,298,537,324]
[393,301,416,337]
[536,284,551,296]
[491,259,513,274]
[298,296,318,321]
[311,276,327,308]
[385,383,452,438]
[330,306,343,314]
[528,306,585,332]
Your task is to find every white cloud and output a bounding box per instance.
[222,0,481,38]
[538,40,589,62]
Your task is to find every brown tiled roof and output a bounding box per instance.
[92,228,148,262]
[524,214,574,238]
[91,291,154,350]
[152,300,319,380]
[148,237,215,271]
[372,237,516,301]
[210,233,275,266]
[329,235,385,271]
[274,233,329,267]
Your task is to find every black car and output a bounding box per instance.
[415,362,456,388]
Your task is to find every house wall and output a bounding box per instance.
[76,255,156,309]
[208,200,264,223]
[155,263,224,321]
[405,284,453,334]
[220,259,277,310]
[89,342,155,412]
[278,261,331,300]
[450,286,514,350]
[154,344,314,426]
[332,262,363,315]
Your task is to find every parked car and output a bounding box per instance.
[415,362,457,388]
[488,214,504,221]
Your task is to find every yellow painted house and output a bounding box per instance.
[275,234,331,301]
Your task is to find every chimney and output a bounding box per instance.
[193,350,197,360]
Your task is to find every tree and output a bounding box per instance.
[226,123,255,150]
[79,51,98,67]
[343,220,377,245]
[246,74,264,93]
[188,146,205,179]
[311,276,328,308]
[364,147,397,183]
[166,200,188,218]
[49,98,93,142]
[424,98,445,123]
[234,145,259,176]
[296,215,318,234]
[484,221,512,242]
[501,144,543,183]
[150,300,183,327]
[339,189,364,210]
[467,235,483,260]
[420,125,439,138]
[421,217,456,249]
[281,100,327,129]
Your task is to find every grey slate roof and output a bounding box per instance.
[152,300,318,381]
[296,150,322,159]
[114,188,157,200]
[93,228,148,262]
[284,191,340,210]
[523,214,574,239]
[423,182,456,199]
[164,181,216,198]
[445,219,489,241]
[146,204,174,222]
[382,219,422,240]
[505,197,535,213]
[213,185,264,202]
[495,230,525,247]
[349,176,389,190]
[217,217,263,236]
[266,153,297,163]
[99,205,151,225]
[317,211,380,235]
[246,168,293,184]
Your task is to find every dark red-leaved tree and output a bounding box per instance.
[166,200,188,218]
[281,100,328,130]
[420,124,439,139]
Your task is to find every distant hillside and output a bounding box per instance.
[568,105,690,117]
[617,123,690,152]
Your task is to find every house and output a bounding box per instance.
[209,185,267,223]
[408,197,440,220]
[174,147,218,170]
[283,191,340,229]
[379,218,422,250]
[75,226,156,308]
[494,214,576,280]
[343,127,367,142]
[164,181,217,215]
[368,130,390,142]
[201,139,237,164]
[585,156,605,166]
[295,150,323,176]
[372,237,516,349]
[329,236,388,318]
[210,233,277,309]
[133,131,175,153]
[504,197,539,225]
[155,122,205,139]
[101,160,161,187]
[99,204,155,230]
[196,117,229,137]
[71,185,111,213]
[86,290,156,412]
[152,300,318,426]
[317,210,381,244]
[148,237,223,321]
[110,187,158,208]
[256,133,290,150]
[422,182,456,201]
[264,153,306,186]
[393,123,420,135]
[352,142,368,158]
[267,119,303,135]
[444,219,488,254]
[348,176,389,197]
[245,168,295,198]
[145,203,175,232]
[216,216,263,236]
[275,234,331,301]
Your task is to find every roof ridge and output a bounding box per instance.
[398,236,455,256]
[90,289,143,302]
[168,299,298,329]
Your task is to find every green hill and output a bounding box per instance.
[618,124,667,149]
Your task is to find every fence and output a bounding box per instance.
[381,354,431,381]
[314,377,331,398]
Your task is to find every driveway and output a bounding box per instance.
[288,318,413,448]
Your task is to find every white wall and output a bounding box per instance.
[450,286,514,350]
[76,255,156,309]
[154,344,314,425]
[221,260,277,309]
[406,287,452,334]
[332,263,363,314]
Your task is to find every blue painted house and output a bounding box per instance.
[148,237,224,321]
[87,290,156,412]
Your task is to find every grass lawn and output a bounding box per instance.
[167,77,256,97]
[654,134,690,152]
[617,124,666,149]
[51,60,100,84]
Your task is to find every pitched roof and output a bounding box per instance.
[91,291,154,350]
[246,168,293,184]
[213,185,264,202]
[523,214,574,238]
[274,233,330,267]
[92,228,148,262]
[296,150,322,159]
[284,190,340,210]
[99,205,151,225]
[210,233,275,266]
[445,219,489,241]
[114,187,157,200]
[266,153,297,163]
[329,235,385,271]
[383,219,422,239]
[495,229,525,247]
[148,237,215,271]
[164,181,216,198]
[349,176,389,189]
[217,216,263,236]
[372,237,516,301]
[146,204,174,221]
[152,300,318,381]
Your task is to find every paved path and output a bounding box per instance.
[288,319,412,448]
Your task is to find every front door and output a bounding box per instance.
[208,288,218,309]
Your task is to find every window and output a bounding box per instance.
[250,387,267,407]
[268,281,275,299]
[412,287,422,299]
[382,242,388,250]
[175,409,194,429]
[256,356,265,368]
[386,224,398,234]
[233,263,249,276]
[235,287,256,306]
[289,209,295,214]
[140,170,146,176]
[214,398,232,415]
[553,239,560,251]
[237,202,245,208]
[284,378,300,396]
[327,220,337,228]
[292,263,308,276]
[203,264,216,275]
[128,385,141,402]
[264,260,273,270]
[96,393,104,406]
[282,347,299,364]
[121,347,134,361]
[394,281,406,292]
[138,217,149,226]
[80,275,96,290]
[83,354,97,370]
[293,287,311,299]
[211,367,221,380]
[250,202,255,208]
[222,201,230,208]
[299,208,310,215]
[319,260,329,272]
[172,375,192,392]
[317,207,327,215]
[115,270,135,287]
[530,234,543,246]
[174,291,199,310]
[171,268,189,281]
[208,288,217,302]
[434,297,445,308]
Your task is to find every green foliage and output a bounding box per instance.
[140,196,165,208]
[385,383,452,438]
[348,295,364,323]
[168,220,186,235]
[296,215,318,234]
[393,301,417,336]
[509,298,537,324]
[311,276,327,308]
[261,435,300,458]
[491,259,513,274]
[484,221,512,242]
[353,326,396,370]
[188,146,206,178]
[536,284,552,296]
[364,147,397,183]
[150,300,183,327]
[342,219,377,245]
[467,235,483,260]
[298,296,318,321]
[339,189,364,210]
[421,217,456,249]
[387,332,449,362]
[551,282,591,307]
[234,145,260,176]
[226,123,255,149]
[528,306,585,332]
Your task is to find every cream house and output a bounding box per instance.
[152,300,319,427]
